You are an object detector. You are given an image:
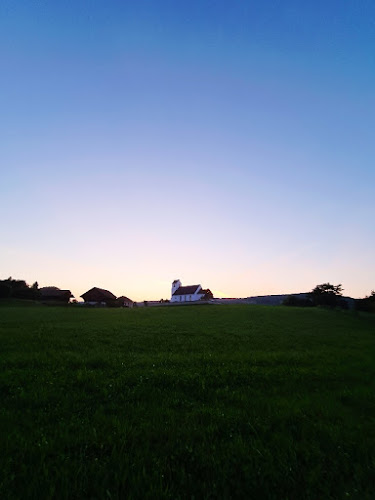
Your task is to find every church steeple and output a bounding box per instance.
[171,279,181,296]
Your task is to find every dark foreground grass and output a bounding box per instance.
[0,304,374,499]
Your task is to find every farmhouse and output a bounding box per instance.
[117,296,134,308]
[80,287,117,306]
[171,279,213,303]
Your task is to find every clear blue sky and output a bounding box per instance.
[1,0,374,300]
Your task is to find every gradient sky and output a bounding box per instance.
[1,0,374,301]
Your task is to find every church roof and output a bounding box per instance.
[173,285,202,296]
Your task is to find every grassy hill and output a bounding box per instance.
[1,305,374,499]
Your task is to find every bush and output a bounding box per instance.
[355,291,375,313]
[0,284,11,299]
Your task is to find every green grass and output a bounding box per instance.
[0,305,374,499]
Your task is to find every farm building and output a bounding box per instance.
[116,296,134,308]
[80,287,117,306]
[171,280,213,303]
[40,287,73,303]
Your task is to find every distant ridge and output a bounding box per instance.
[246,293,310,306]
[214,293,355,307]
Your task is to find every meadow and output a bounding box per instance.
[0,304,374,499]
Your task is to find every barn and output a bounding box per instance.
[80,287,117,306]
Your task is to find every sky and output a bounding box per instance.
[1,0,374,301]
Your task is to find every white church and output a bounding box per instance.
[170,279,213,303]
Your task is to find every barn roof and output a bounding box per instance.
[173,285,202,296]
[80,287,117,301]
[40,287,73,298]
[117,296,133,303]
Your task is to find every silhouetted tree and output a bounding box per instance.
[0,278,28,298]
[309,283,344,308]
[0,277,40,300]
[355,291,375,313]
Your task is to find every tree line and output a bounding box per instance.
[0,277,40,300]
[283,282,375,312]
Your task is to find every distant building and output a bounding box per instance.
[80,287,117,306]
[170,279,213,303]
[40,287,73,303]
[116,296,134,308]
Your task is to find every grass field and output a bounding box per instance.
[1,304,374,499]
